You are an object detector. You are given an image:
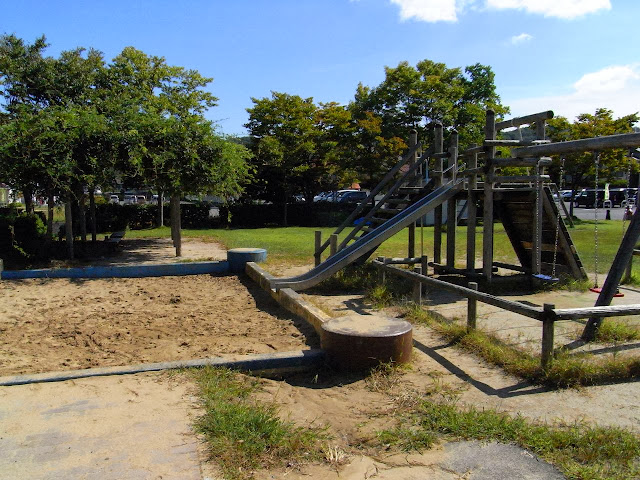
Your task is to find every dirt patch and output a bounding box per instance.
[0,274,319,376]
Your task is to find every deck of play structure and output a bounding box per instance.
[268,109,640,366]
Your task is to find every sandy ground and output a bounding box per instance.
[0,273,319,376]
[1,242,639,479]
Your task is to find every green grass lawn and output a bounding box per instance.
[127,219,635,275]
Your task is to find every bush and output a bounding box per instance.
[13,213,46,256]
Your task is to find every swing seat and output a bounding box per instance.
[589,287,624,297]
[532,273,559,283]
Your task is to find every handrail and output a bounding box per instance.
[316,142,422,256]
[336,150,433,251]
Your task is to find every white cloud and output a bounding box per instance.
[390,0,458,22]
[386,0,610,23]
[506,64,640,122]
[510,33,533,45]
[486,0,611,20]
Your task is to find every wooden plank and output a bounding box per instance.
[541,304,555,369]
[467,282,478,331]
[583,206,640,339]
[374,261,544,320]
[434,122,444,264]
[555,304,640,320]
[513,132,640,157]
[483,110,496,281]
[495,111,554,130]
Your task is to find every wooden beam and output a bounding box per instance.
[434,123,444,264]
[374,261,544,320]
[483,110,496,282]
[513,132,640,158]
[582,205,640,340]
[495,111,554,131]
[555,304,640,320]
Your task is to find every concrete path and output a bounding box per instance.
[0,372,209,480]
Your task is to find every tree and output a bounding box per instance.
[245,92,319,223]
[351,60,508,150]
[547,108,639,215]
[106,47,251,255]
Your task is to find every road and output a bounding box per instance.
[558,200,633,221]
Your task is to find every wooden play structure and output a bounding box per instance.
[269,109,640,364]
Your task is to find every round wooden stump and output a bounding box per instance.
[321,314,413,371]
[227,248,267,273]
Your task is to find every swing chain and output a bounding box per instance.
[551,159,565,277]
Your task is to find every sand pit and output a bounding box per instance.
[0,274,319,376]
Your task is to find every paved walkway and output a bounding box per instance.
[0,372,209,480]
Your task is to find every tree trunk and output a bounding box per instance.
[282,184,288,227]
[170,195,176,246]
[65,198,74,260]
[89,188,97,242]
[46,190,54,242]
[76,184,87,243]
[158,190,164,227]
[23,185,34,214]
[170,194,182,257]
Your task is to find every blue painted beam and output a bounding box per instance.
[1,261,229,280]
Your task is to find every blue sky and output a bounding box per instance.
[2,0,638,135]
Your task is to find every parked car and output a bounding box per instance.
[575,189,604,208]
[109,194,120,204]
[338,191,368,204]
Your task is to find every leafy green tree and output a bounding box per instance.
[351,60,508,150]
[106,47,251,254]
[245,92,319,223]
[547,108,639,213]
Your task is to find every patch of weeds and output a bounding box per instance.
[557,277,592,292]
[402,304,640,388]
[191,367,327,480]
[365,361,408,393]
[623,272,640,287]
[366,284,394,308]
[377,397,640,480]
[594,320,640,343]
[313,263,378,293]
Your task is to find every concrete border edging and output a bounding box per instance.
[0,349,325,386]
[245,262,330,335]
[1,261,230,280]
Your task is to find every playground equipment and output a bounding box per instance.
[271,109,592,290]
[268,109,640,354]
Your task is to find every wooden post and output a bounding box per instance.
[582,206,640,340]
[421,255,428,278]
[408,130,418,258]
[377,257,387,284]
[467,145,478,272]
[64,199,74,260]
[446,131,458,268]
[329,233,338,257]
[483,110,496,281]
[434,123,444,265]
[314,230,322,266]
[413,266,422,304]
[541,303,556,369]
[467,282,478,331]
[624,256,633,284]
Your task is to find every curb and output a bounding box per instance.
[0,349,325,386]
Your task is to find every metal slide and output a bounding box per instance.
[270,181,464,291]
